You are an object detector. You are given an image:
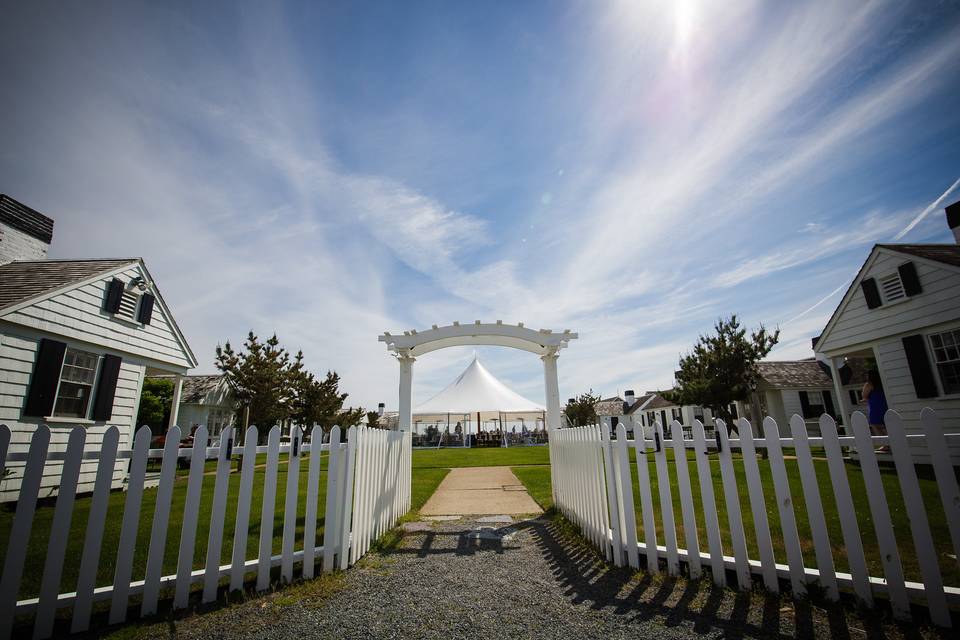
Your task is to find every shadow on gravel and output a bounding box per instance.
[385,525,524,558]
[519,515,947,640]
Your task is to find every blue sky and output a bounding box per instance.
[2,1,960,411]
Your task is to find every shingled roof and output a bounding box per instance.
[877,244,960,269]
[148,374,230,404]
[756,360,832,388]
[181,375,227,403]
[0,258,138,311]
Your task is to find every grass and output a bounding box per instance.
[0,451,454,604]
[511,450,960,588]
[412,444,549,468]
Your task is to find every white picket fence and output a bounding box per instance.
[0,422,411,638]
[552,408,960,627]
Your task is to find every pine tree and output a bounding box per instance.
[667,315,779,431]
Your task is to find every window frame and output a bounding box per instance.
[50,346,103,420]
[927,327,960,397]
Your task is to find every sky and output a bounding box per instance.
[2,1,960,412]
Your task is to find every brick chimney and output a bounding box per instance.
[0,195,54,265]
[947,200,960,244]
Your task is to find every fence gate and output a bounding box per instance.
[551,409,960,628]
[0,423,411,638]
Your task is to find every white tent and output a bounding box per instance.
[415,356,545,414]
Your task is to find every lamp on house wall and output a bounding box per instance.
[129,276,147,291]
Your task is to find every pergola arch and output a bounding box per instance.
[379,321,577,433]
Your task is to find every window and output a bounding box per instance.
[53,348,100,418]
[849,389,861,406]
[929,329,960,395]
[878,272,906,304]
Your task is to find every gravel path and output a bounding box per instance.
[152,516,951,640]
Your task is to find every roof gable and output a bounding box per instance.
[816,244,960,353]
[0,258,198,369]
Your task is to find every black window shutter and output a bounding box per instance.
[24,339,67,417]
[898,262,922,296]
[861,277,882,309]
[822,390,836,419]
[798,391,812,419]
[91,355,122,421]
[902,334,940,398]
[137,293,155,324]
[103,278,124,313]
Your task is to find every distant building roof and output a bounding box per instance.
[149,374,231,404]
[877,244,960,269]
[0,258,137,311]
[181,375,227,403]
[757,360,831,388]
[0,194,54,244]
[643,394,676,410]
[594,397,624,417]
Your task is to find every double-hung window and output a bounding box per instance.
[53,348,100,418]
[929,329,960,395]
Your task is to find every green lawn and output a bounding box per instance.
[0,451,453,603]
[511,452,960,587]
[412,445,549,468]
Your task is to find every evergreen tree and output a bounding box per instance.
[215,332,294,443]
[563,390,600,427]
[667,315,779,431]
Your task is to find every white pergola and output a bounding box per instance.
[379,321,578,433]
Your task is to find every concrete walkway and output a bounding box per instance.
[420,466,542,516]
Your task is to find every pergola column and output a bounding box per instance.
[168,374,184,431]
[541,349,561,431]
[397,351,415,432]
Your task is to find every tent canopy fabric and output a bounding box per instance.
[414,356,545,415]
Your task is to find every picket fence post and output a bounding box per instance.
[319,426,342,574]
[670,420,701,580]
[108,425,152,624]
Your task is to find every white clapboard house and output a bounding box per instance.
[0,194,197,501]
[814,200,960,461]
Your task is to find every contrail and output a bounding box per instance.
[783,177,960,327]
[782,272,857,325]
[892,176,960,240]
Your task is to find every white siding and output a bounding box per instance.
[0,328,147,501]
[876,336,960,462]
[0,264,192,369]
[818,250,960,353]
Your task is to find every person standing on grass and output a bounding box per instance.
[862,369,889,450]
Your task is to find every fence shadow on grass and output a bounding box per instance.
[524,514,944,640]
